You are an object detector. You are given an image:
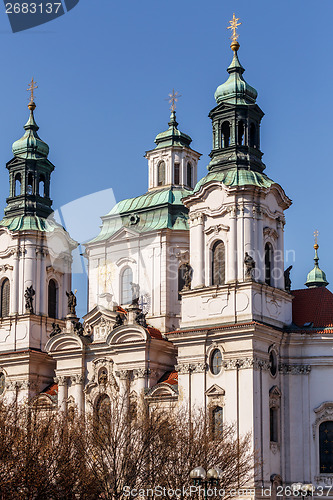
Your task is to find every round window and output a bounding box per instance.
[0,373,5,395]
[210,349,222,375]
[269,351,277,377]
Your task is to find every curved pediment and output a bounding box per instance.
[45,333,84,353]
[146,383,178,398]
[106,325,147,345]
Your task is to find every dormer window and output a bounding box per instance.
[157,161,165,186]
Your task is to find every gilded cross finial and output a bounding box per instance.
[27,78,38,109]
[166,89,182,112]
[227,13,241,43]
[314,229,319,245]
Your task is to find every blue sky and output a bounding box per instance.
[0,0,331,318]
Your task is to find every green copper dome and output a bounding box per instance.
[305,244,329,288]
[214,48,258,105]
[12,103,49,160]
[154,111,192,149]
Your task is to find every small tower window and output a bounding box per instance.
[319,421,333,473]
[249,123,256,148]
[39,174,45,197]
[265,243,273,286]
[27,173,33,195]
[212,241,225,286]
[174,163,180,185]
[157,161,165,186]
[121,267,133,305]
[221,121,230,148]
[14,173,21,196]
[1,279,10,318]
[212,406,223,438]
[187,163,193,188]
[238,121,245,145]
[48,279,57,318]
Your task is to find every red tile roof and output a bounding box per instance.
[147,327,163,340]
[157,370,178,386]
[41,382,58,396]
[292,287,333,328]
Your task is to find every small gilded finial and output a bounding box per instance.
[314,229,319,250]
[165,89,182,112]
[27,77,38,111]
[227,13,241,52]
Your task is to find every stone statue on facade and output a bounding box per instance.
[135,310,148,328]
[130,282,140,305]
[284,265,293,292]
[113,313,124,329]
[50,323,62,337]
[72,320,85,337]
[244,252,256,280]
[182,262,192,291]
[66,290,77,316]
[25,285,35,314]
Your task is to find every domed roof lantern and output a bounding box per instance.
[214,14,258,105]
[305,232,329,288]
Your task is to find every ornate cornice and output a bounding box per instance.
[279,364,311,375]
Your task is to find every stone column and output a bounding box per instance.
[257,208,264,283]
[116,370,130,411]
[189,212,205,288]
[11,248,20,314]
[133,368,147,396]
[276,217,285,289]
[228,206,237,282]
[71,375,84,414]
[55,376,68,412]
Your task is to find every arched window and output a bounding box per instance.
[1,279,10,318]
[269,351,278,377]
[212,406,223,438]
[48,279,57,318]
[157,161,165,186]
[238,121,245,145]
[187,163,193,188]
[212,241,225,286]
[221,121,230,148]
[38,174,45,197]
[14,173,21,196]
[210,349,222,375]
[174,163,180,185]
[265,243,273,286]
[27,173,33,195]
[319,421,333,473]
[121,267,133,305]
[249,123,256,147]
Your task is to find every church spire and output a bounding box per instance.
[305,231,329,288]
[208,15,265,174]
[1,80,55,220]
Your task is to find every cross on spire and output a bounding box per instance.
[27,77,38,104]
[314,229,319,245]
[166,89,182,112]
[227,13,241,42]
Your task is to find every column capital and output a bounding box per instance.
[54,375,68,387]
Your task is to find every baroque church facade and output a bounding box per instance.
[0,34,332,499]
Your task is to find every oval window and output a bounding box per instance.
[210,349,222,375]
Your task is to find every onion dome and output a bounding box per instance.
[154,111,192,149]
[214,42,258,105]
[12,101,49,159]
[305,242,329,288]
